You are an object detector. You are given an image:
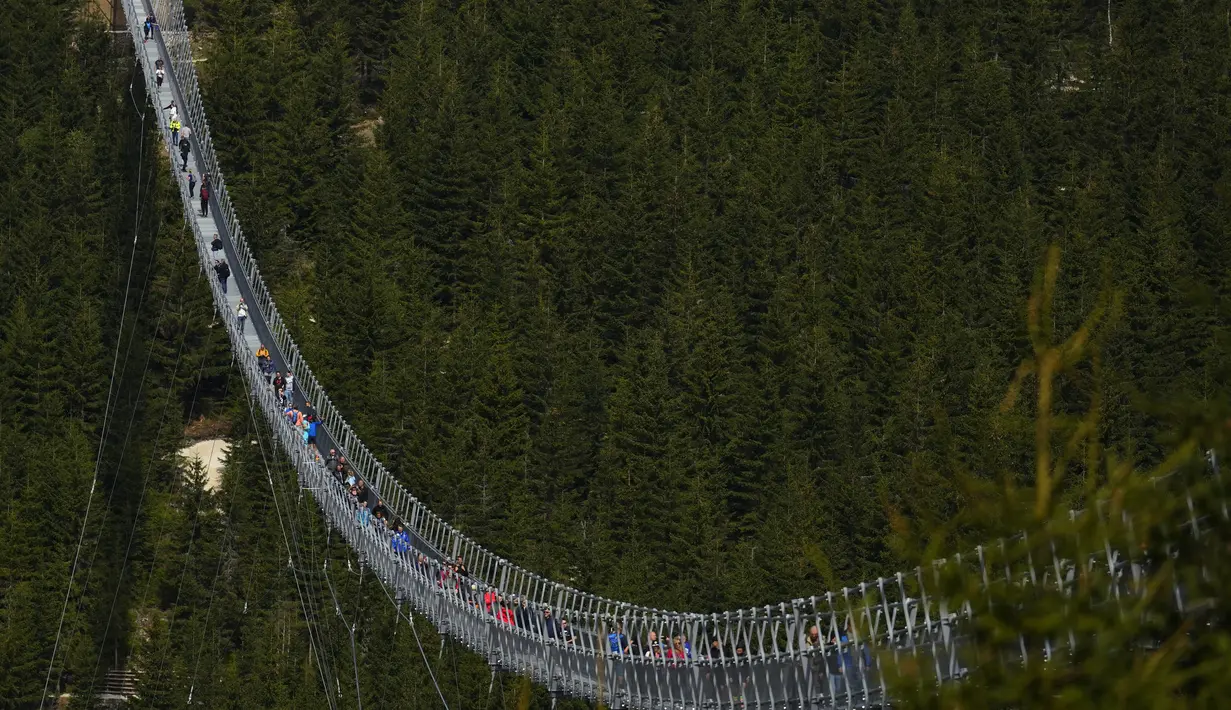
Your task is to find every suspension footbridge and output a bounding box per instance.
[117,2,1219,707]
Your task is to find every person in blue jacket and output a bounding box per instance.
[391,524,410,554]
[608,625,630,655]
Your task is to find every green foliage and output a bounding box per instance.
[887,248,1231,708]
[186,0,1231,614]
[6,0,1231,707]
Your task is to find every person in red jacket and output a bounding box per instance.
[496,597,515,625]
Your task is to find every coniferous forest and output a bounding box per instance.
[195,0,1231,605]
[2,0,1231,708]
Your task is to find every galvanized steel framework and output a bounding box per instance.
[120,1,1223,706]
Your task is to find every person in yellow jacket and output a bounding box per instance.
[169,118,181,145]
[255,344,273,381]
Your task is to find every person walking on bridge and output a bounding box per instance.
[284,372,295,406]
[169,118,180,146]
[144,16,152,42]
[214,258,230,295]
[156,67,164,88]
[199,182,209,217]
[178,125,192,170]
[163,101,177,123]
[258,346,274,380]
[187,168,195,197]
[236,298,248,334]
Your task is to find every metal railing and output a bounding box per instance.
[119,2,1226,707]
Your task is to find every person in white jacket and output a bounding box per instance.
[236,298,248,335]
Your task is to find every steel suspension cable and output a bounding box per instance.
[135,332,235,610]
[242,377,338,710]
[321,554,364,710]
[75,213,179,607]
[183,352,243,704]
[265,407,347,709]
[85,318,210,699]
[40,68,154,710]
[376,575,450,710]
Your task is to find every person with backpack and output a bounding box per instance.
[214,258,230,295]
[199,183,209,216]
[143,16,152,42]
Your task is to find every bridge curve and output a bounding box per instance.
[118,1,1209,706]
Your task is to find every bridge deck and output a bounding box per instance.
[133,6,448,562]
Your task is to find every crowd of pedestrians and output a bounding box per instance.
[148,38,870,668]
[279,359,857,668]
[307,429,592,647]
[156,70,211,219]
[139,5,842,682]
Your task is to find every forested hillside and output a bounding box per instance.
[0,3,199,704]
[188,0,1231,612]
[0,6,573,708]
[0,5,404,708]
[2,0,1229,708]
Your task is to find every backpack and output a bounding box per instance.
[179,138,189,151]
[200,186,209,200]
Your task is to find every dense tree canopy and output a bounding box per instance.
[2,0,1230,707]
[192,0,1230,610]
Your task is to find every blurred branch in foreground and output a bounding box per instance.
[887,245,1231,709]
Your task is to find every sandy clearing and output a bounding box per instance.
[179,438,230,492]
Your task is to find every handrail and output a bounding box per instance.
[120,2,1225,706]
